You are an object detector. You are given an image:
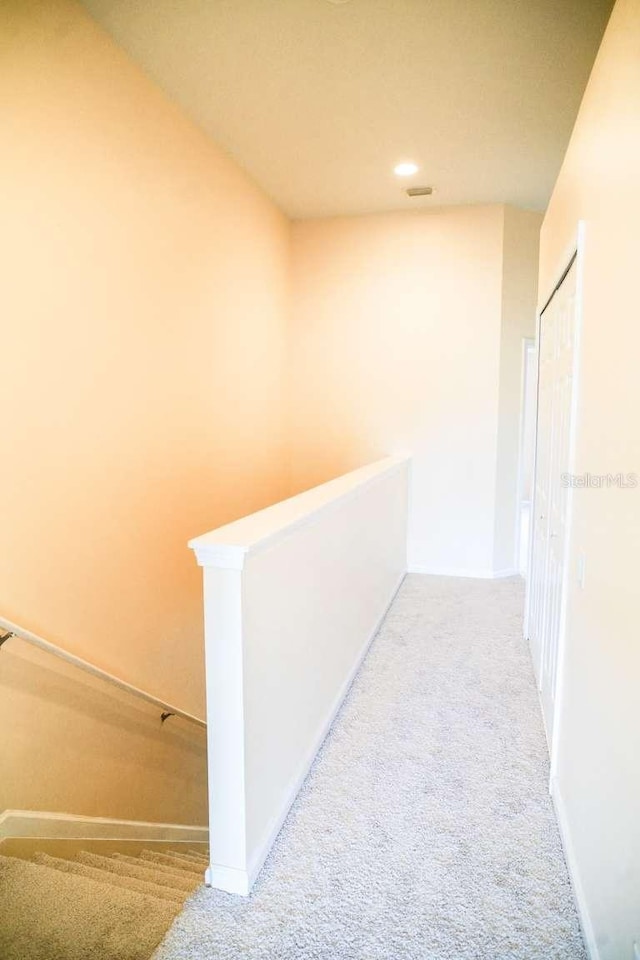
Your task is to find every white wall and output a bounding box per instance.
[289,206,540,577]
[538,0,640,955]
[190,457,408,893]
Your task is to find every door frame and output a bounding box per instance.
[515,337,536,575]
[524,221,585,780]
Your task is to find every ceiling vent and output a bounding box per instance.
[406,186,433,198]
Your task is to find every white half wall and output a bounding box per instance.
[189,456,409,894]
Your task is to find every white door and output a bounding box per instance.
[527,258,578,743]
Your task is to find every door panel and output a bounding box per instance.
[527,259,577,743]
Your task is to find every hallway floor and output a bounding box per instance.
[155,575,585,960]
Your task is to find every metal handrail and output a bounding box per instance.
[0,616,206,730]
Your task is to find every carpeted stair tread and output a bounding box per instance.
[167,851,209,865]
[33,853,186,904]
[139,851,204,874]
[158,852,208,868]
[77,852,198,893]
[114,853,204,880]
[0,854,177,960]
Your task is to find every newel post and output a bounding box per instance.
[188,539,251,895]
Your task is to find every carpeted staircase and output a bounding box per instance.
[0,846,207,960]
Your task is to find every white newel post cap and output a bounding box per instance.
[188,536,248,570]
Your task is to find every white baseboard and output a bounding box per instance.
[550,780,600,960]
[492,567,521,578]
[0,809,208,845]
[210,570,406,897]
[205,863,250,895]
[407,564,521,580]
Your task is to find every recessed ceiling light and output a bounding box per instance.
[394,162,419,177]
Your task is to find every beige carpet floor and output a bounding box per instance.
[0,848,206,960]
[155,575,586,959]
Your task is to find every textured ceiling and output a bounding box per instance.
[81,0,613,219]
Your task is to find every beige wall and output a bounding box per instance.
[0,0,290,823]
[289,205,539,576]
[539,0,640,955]
[1,640,207,825]
[0,0,545,833]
